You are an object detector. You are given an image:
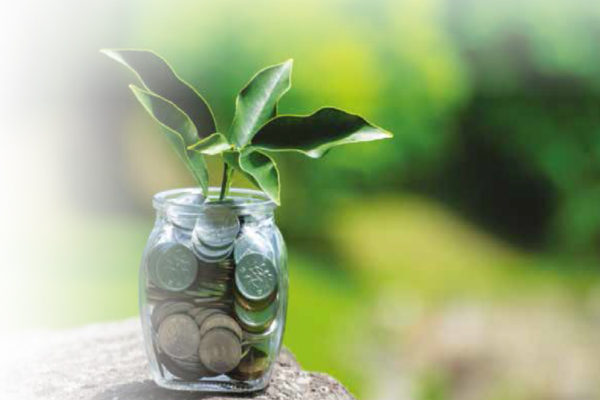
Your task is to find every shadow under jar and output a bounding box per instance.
[139,188,288,393]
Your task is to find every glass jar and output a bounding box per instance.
[139,187,288,392]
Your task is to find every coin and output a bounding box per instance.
[187,306,206,319]
[147,286,225,302]
[197,259,233,274]
[234,284,277,311]
[198,328,242,374]
[235,253,277,303]
[192,238,234,263]
[149,243,198,292]
[157,352,207,381]
[193,205,240,248]
[217,258,235,269]
[151,301,194,329]
[233,228,274,264]
[166,192,205,231]
[234,298,278,333]
[199,313,243,340]
[184,285,228,298]
[157,314,201,360]
[193,308,225,328]
[172,225,194,243]
[229,347,270,381]
[171,355,211,372]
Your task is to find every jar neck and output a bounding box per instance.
[153,187,276,228]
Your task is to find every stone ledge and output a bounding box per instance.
[0,318,355,400]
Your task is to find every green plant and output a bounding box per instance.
[102,49,392,204]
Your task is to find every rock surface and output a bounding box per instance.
[0,318,354,400]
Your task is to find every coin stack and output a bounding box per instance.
[145,204,279,382]
[233,251,279,334]
[192,205,240,262]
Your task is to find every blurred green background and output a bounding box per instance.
[2,0,600,399]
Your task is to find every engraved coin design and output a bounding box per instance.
[198,328,242,374]
[193,205,240,248]
[158,314,201,360]
[151,243,198,292]
[235,253,277,302]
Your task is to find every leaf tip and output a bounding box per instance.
[283,59,294,75]
[128,83,143,94]
[100,48,119,60]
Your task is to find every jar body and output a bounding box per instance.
[139,188,287,392]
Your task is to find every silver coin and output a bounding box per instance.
[235,253,277,303]
[187,307,205,318]
[150,243,198,292]
[191,239,233,263]
[193,308,225,328]
[190,297,230,306]
[193,205,240,248]
[234,285,276,312]
[157,314,201,360]
[198,328,242,374]
[166,192,205,231]
[151,301,194,329]
[233,228,274,264]
[184,284,229,298]
[172,225,194,243]
[234,299,278,333]
[199,313,243,340]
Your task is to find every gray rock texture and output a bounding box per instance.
[0,318,354,400]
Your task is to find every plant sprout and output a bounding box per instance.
[102,49,393,204]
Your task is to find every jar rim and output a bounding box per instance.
[153,187,277,214]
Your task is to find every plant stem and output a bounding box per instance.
[219,163,229,201]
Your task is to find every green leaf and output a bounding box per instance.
[223,150,280,205]
[129,85,209,193]
[187,133,231,155]
[228,59,293,148]
[129,85,198,146]
[222,150,242,170]
[222,150,257,185]
[251,107,393,158]
[187,151,209,193]
[101,48,216,138]
[238,148,280,205]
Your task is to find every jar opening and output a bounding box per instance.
[153,187,276,216]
